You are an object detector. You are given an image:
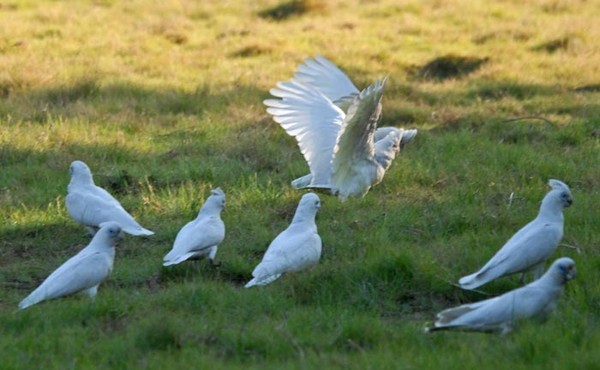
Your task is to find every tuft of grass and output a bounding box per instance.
[532,36,575,53]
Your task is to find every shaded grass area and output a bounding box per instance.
[0,0,599,369]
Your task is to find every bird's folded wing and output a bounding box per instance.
[265,80,345,187]
[30,252,111,300]
[292,55,359,102]
[68,191,141,228]
[167,220,223,257]
[437,295,509,328]
[331,79,386,182]
[472,221,560,279]
[261,231,320,270]
[91,186,126,209]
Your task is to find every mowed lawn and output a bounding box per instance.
[0,0,599,369]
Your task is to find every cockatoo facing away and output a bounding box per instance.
[459,179,573,290]
[245,193,322,288]
[163,188,226,267]
[66,160,154,236]
[428,257,576,334]
[19,222,124,310]
[264,56,417,200]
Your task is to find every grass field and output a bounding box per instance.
[1,0,599,368]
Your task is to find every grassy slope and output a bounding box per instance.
[0,0,599,368]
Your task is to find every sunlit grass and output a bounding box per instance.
[0,0,598,369]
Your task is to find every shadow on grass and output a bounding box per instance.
[258,0,327,21]
[409,55,489,81]
[2,80,266,122]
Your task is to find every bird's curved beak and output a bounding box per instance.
[566,266,576,280]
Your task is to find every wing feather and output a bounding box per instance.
[292,55,359,102]
[264,80,345,187]
[331,79,386,186]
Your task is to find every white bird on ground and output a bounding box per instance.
[19,222,124,310]
[245,193,322,288]
[459,179,573,290]
[264,56,417,200]
[66,160,154,236]
[163,188,226,267]
[427,257,576,334]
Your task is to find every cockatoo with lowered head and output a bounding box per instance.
[459,179,573,290]
[245,193,322,288]
[66,160,154,236]
[163,188,226,267]
[264,56,417,200]
[19,222,124,310]
[428,257,576,334]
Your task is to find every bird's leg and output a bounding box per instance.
[208,246,221,268]
[83,285,98,298]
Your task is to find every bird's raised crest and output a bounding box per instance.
[548,179,569,192]
[211,187,225,197]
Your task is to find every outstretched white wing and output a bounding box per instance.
[292,55,360,102]
[264,80,345,187]
[331,79,386,186]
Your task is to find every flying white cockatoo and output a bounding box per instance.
[264,56,417,200]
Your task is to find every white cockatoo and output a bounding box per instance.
[19,222,124,309]
[264,56,417,200]
[459,179,573,290]
[163,188,226,266]
[428,257,576,334]
[245,193,322,288]
[66,160,154,236]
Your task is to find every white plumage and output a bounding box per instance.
[459,179,573,290]
[428,257,576,334]
[65,160,154,236]
[19,222,124,310]
[264,55,417,200]
[245,193,322,288]
[163,188,226,266]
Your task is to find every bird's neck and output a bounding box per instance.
[291,210,316,225]
[538,196,564,223]
[69,175,95,189]
[198,203,219,218]
[532,267,569,289]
